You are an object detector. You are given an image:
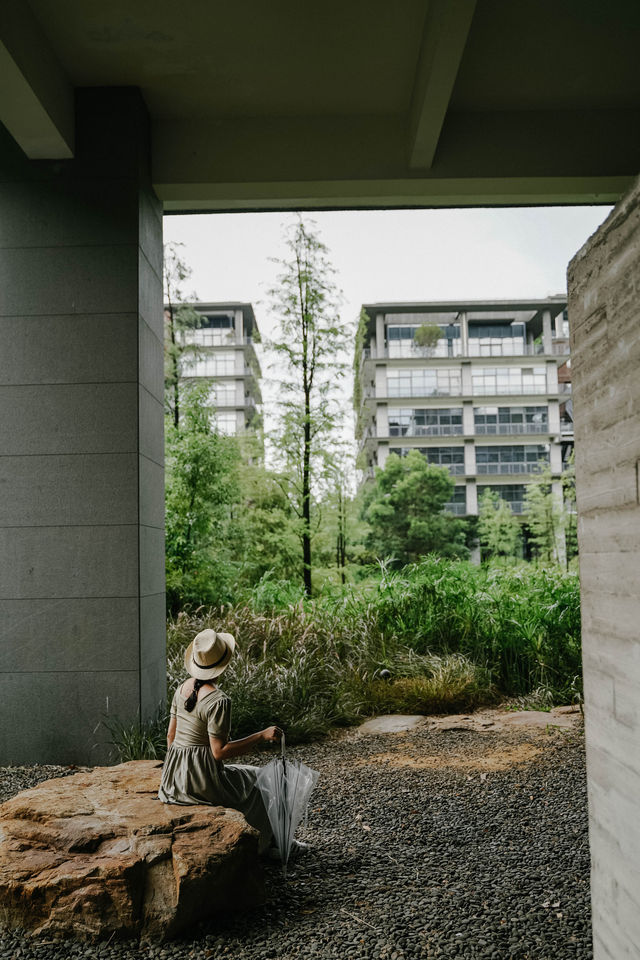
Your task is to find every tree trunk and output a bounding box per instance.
[302,402,312,595]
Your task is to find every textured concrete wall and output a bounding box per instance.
[0,90,165,764]
[568,173,640,959]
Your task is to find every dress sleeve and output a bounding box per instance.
[206,696,231,742]
[169,686,180,718]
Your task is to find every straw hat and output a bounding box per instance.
[184,629,236,680]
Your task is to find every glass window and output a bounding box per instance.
[471,367,547,395]
[475,444,549,474]
[184,352,236,377]
[444,485,466,515]
[387,324,461,358]
[212,411,237,435]
[209,381,236,406]
[387,368,462,397]
[474,405,548,434]
[396,446,465,475]
[478,484,527,514]
[388,407,463,436]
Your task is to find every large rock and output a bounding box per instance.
[0,760,264,941]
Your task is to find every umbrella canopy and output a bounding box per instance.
[255,734,320,874]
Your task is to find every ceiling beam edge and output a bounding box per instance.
[0,1,74,158]
[407,0,476,170]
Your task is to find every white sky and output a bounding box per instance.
[163,206,611,332]
[164,206,611,454]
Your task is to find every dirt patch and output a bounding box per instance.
[357,741,542,772]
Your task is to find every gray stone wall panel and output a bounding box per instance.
[0,526,138,600]
[0,454,138,527]
[568,171,640,959]
[0,598,140,672]
[0,670,139,766]
[0,314,138,385]
[0,383,138,455]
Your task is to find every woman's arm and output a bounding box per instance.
[167,716,177,749]
[209,725,282,762]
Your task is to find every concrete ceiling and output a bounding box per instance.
[1,0,639,210]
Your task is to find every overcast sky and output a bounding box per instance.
[164,206,611,336]
[163,206,611,452]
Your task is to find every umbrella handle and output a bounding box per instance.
[281,730,286,760]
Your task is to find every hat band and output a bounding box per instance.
[193,646,228,671]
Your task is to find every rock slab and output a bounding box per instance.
[0,760,264,941]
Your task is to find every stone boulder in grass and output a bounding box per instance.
[0,760,264,941]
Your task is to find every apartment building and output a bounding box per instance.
[173,301,263,436]
[356,298,572,516]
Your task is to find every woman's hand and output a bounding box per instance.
[261,725,283,743]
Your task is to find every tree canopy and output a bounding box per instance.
[362,451,469,564]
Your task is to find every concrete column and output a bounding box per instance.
[461,361,472,396]
[462,400,474,435]
[463,439,476,475]
[375,365,387,398]
[568,173,640,960]
[548,398,560,434]
[0,89,165,765]
[549,442,563,475]
[235,308,244,344]
[459,311,469,356]
[377,443,389,469]
[465,479,478,515]
[542,309,553,354]
[546,360,559,393]
[376,404,389,437]
[376,313,385,357]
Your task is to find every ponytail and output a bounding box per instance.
[184,677,205,712]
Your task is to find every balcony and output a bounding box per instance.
[467,341,542,357]
[474,422,548,435]
[476,462,547,475]
[444,502,466,515]
[390,424,464,437]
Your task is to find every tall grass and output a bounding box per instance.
[109,558,581,760]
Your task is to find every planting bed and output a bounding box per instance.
[0,717,591,959]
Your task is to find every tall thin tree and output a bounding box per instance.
[163,241,203,429]
[268,219,349,595]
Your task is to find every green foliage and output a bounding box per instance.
[165,384,239,611]
[413,323,442,349]
[362,451,469,564]
[371,557,582,701]
[562,450,578,563]
[523,466,562,563]
[353,307,370,437]
[478,488,522,559]
[104,710,167,763]
[166,598,495,744]
[163,242,204,428]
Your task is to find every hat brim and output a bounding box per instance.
[184,633,236,680]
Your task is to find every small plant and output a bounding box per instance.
[413,324,442,349]
[103,709,168,762]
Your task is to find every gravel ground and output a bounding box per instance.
[0,723,591,960]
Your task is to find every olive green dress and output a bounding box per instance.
[158,684,272,851]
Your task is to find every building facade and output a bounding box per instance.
[356,298,572,516]
[172,302,263,436]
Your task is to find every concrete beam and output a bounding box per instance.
[407,0,476,170]
[154,108,638,212]
[0,1,74,158]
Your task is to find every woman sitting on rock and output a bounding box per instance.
[158,629,282,854]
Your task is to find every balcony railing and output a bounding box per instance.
[444,502,466,515]
[362,340,550,361]
[467,341,542,357]
[474,423,548,435]
[389,424,464,437]
[476,462,547,475]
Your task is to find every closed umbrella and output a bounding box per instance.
[255,733,320,875]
